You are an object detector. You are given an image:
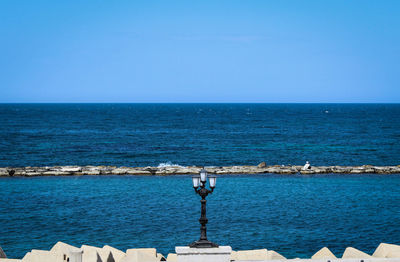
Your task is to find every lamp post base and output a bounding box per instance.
[176,246,231,262]
[189,239,219,248]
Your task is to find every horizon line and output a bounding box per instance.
[0,102,399,104]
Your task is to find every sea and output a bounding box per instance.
[0,103,399,258]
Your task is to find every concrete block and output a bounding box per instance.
[311,247,337,259]
[50,241,81,261]
[82,244,123,262]
[387,251,400,258]
[342,247,371,258]
[233,249,269,261]
[102,245,126,262]
[166,253,177,262]
[267,250,286,260]
[50,241,80,253]
[157,253,166,261]
[230,251,237,261]
[373,243,400,258]
[21,253,31,262]
[22,250,57,262]
[81,245,104,262]
[175,246,231,262]
[67,250,83,262]
[121,248,158,262]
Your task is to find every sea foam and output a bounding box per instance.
[157,162,185,168]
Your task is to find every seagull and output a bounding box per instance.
[302,161,311,170]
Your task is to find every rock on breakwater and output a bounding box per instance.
[0,164,400,177]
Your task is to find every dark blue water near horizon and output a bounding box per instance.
[1,174,400,259]
[0,103,399,167]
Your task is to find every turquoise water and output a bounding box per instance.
[1,103,400,167]
[1,174,399,259]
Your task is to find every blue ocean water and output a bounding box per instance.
[1,104,400,259]
[0,103,399,167]
[0,174,400,259]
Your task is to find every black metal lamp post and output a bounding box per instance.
[189,168,219,248]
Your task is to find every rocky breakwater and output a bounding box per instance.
[0,163,400,177]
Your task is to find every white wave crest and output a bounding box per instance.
[157,162,185,168]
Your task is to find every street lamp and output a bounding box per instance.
[190,168,219,248]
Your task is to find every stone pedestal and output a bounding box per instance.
[175,246,231,262]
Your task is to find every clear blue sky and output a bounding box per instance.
[1,0,399,103]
